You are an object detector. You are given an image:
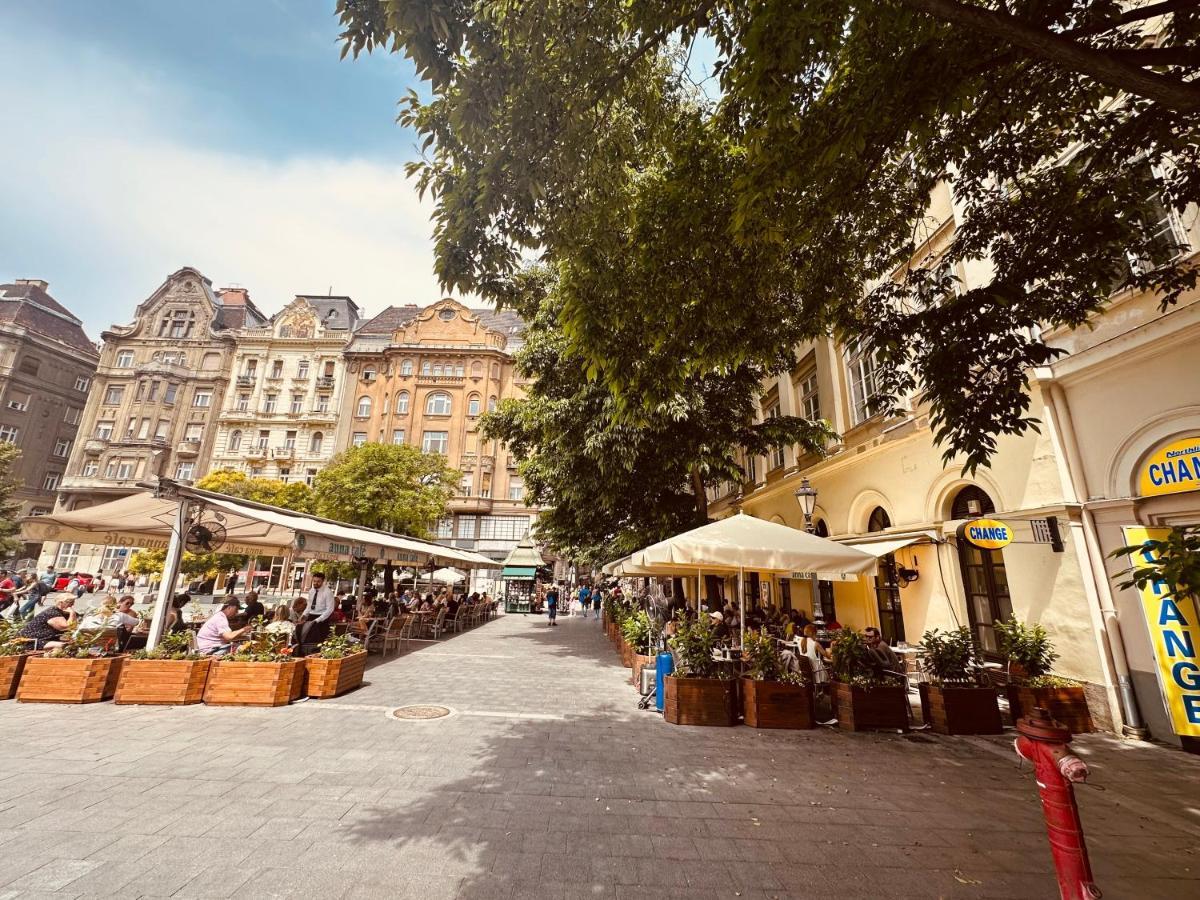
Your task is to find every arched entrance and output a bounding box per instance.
[868,507,904,644]
[952,486,1012,656]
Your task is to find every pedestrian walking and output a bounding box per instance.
[591,585,603,621]
[545,586,559,626]
[576,583,590,618]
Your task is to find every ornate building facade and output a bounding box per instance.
[340,299,539,565]
[211,294,360,485]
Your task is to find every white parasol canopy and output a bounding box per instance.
[431,567,466,584]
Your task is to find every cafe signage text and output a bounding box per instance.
[958,518,1013,550]
[1139,436,1200,498]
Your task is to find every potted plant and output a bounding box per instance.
[114,631,212,705]
[741,627,814,729]
[0,620,34,700]
[621,610,658,687]
[828,629,909,732]
[916,627,1002,734]
[203,632,305,707]
[17,628,126,704]
[996,618,1092,733]
[305,631,368,699]
[663,613,738,726]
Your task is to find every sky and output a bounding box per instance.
[0,0,448,338]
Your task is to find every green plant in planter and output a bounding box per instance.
[994,617,1070,687]
[315,631,361,659]
[743,627,803,684]
[130,631,203,661]
[667,613,728,680]
[918,627,979,685]
[225,631,294,663]
[620,609,657,653]
[43,627,121,659]
[0,618,31,656]
[829,629,900,688]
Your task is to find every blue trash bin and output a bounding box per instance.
[655,651,674,712]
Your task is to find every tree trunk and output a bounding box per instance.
[384,562,395,595]
[689,466,708,523]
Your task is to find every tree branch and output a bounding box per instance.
[897,0,1200,110]
[1109,45,1200,67]
[1064,0,1197,39]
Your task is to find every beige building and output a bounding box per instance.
[340,299,540,567]
[0,279,98,553]
[212,294,360,485]
[712,178,1199,743]
[44,267,266,575]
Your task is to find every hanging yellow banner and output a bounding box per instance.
[1122,526,1200,737]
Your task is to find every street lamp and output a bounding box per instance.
[794,476,818,533]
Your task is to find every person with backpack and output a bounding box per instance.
[545,585,559,626]
[576,583,591,618]
[590,585,603,621]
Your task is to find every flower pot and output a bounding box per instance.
[203,658,306,707]
[663,675,738,726]
[620,640,634,669]
[0,652,35,700]
[1006,684,1093,734]
[742,678,815,729]
[114,658,212,705]
[918,683,1002,735]
[17,655,126,704]
[305,651,367,699]
[631,653,655,687]
[831,681,909,732]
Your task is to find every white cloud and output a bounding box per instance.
[0,25,459,337]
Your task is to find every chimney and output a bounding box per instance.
[218,287,249,306]
[15,278,48,291]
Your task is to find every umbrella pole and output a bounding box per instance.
[146,496,190,651]
[738,566,745,650]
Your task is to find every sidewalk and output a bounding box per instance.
[0,611,1197,898]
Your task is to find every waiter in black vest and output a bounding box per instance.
[296,571,335,652]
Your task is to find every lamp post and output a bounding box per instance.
[794,477,819,618]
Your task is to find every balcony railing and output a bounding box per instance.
[316,376,335,389]
[271,446,295,459]
[245,446,268,459]
[83,439,107,454]
[236,374,256,386]
[176,439,202,457]
[417,375,465,386]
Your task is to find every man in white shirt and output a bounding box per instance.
[296,572,335,652]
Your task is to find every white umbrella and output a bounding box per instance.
[431,567,466,584]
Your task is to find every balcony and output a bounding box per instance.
[316,376,335,389]
[136,361,189,378]
[176,439,202,457]
[450,496,493,514]
[265,373,284,382]
[479,455,495,472]
[245,446,268,460]
[417,375,465,386]
[83,439,107,455]
[271,446,295,460]
[303,410,336,422]
[459,451,477,470]
[236,374,256,387]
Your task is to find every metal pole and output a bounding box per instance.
[738,566,745,649]
[146,497,190,651]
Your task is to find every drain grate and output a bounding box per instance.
[391,705,452,720]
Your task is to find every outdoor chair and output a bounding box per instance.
[366,617,394,654]
[426,608,448,640]
[381,616,408,655]
[450,607,467,633]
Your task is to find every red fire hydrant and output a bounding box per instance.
[1014,707,1101,899]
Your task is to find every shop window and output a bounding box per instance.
[868,507,905,644]
[952,486,1012,656]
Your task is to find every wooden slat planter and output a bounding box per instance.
[17,655,126,704]
[631,653,655,688]
[1007,684,1093,734]
[1,652,35,700]
[663,675,738,726]
[742,678,815,729]
[114,658,212,705]
[203,658,306,707]
[832,681,909,732]
[305,651,367,699]
[918,683,1002,735]
[619,640,634,669]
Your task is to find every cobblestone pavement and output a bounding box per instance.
[1,610,1198,900]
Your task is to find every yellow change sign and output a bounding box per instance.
[958,518,1013,550]
[1139,436,1200,497]
[1123,527,1200,738]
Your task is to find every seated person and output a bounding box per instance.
[709,611,730,642]
[289,597,308,623]
[264,603,295,639]
[78,597,118,630]
[242,591,266,624]
[864,626,901,675]
[196,598,252,656]
[109,595,148,650]
[446,595,460,617]
[339,592,355,618]
[18,596,77,649]
[166,594,191,634]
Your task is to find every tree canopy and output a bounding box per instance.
[339,0,1199,472]
[0,443,24,555]
[195,470,315,514]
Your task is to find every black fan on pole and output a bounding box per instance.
[184,521,228,553]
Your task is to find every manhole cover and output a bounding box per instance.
[391,705,451,720]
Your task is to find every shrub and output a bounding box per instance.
[225,631,293,663]
[667,613,726,680]
[315,631,362,659]
[620,609,657,651]
[995,618,1058,680]
[829,629,901,688]
[919,626,978,684]
[130,631,202,661]
[43,627,120,659]
[742,627,803,684]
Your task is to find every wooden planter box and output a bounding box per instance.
[663,675,738,726]
[1,652,35,700]
[631,653,655,687]
[918,683,1002,735]
[203,658,306,707]
[1007,684,1094,734]
[305,651,367,699]
[742,678,815,729]
[17,655,126,704]
[619,640,634,669]
[832,681,909,732]
[114,658,212,705]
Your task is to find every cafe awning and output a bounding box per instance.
[501,566,538,579]
[836,530,941,558]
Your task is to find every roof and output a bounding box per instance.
[293,294,360,331]
[354,303,526,350]
[0,281,98,356]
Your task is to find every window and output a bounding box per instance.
[55,543,80,570]
[74,376,90,392]
[64,407,81,425]
[422,431,449,454]
[352,432,368,447]
[104,385,124,405]
[115,350,134,368]
[278,467,290,481]
[396,391,410,414]
[315,394,330,413]
[847,341,881,425]
[19,357,40,376]
[310,432,323,453]
[745,453,757,485]
[508,478,525,501]
[297,360,309,379]
[356,396,372,417]
[155,420,170,439]
[0,425,17,443]
[457,515,476,538]
[270,360,283,378]
[262,394,277,414]
[797,370,820,421]
[471,361,483,377]
[95,421,114,440]
[245,359,258,376]
[193,390,213,409]
[305,468,318,487]
[235,393,249,412]
[257,430,270,449]
[323,361,335,377]
[460,475,473,496]
[478,515,531,541]
[284,430,297,449]
[468,395,481,417]
[6,392,29,412]
[147,381,159,401]
[100,547,131,573]
[421,361,432,375]
[53,439,71,457]
[163,351,185,366]
[400,359,413,376]
[392,429,405,445]
[362,367,376,383]
[952,487,1012,656]
[41,472,59,490]
[454,363,465,377]
[164,383,178,405]
[184,423,202,441]
[134,381,146,401]
[868,507,905,645]
[487,396,497,413]
[290,394,304,414]
[112,459,135,480]
[81,460,99,477]
[435,518,454,539]
[425,392,452,415]
[432,363,443,377]
[175,461,195,480]
[764,400,784,470]
[229,430,243,451]
[137,418,150,440]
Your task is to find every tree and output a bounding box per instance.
[0,443,24,555]
[194,470,315,513]
[313,443,458,592]
[338,1,1200,472]
[482,267,833,566]
[127,547,246,581]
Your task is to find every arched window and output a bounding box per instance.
[396,391,410,414]
[433,363,443,376]
[310,432,323,453]
[867,507,904,644]
[454,363,465,377]
[426,392,452,415]
[400,359,413,376]
[470,361,483,377]
[421,360,431,375]
[952,486,1011,655]
[468,394,481,417]
[229,430,242,451]
[362,366,376,382]
[356,396,372,417]
[487,395,498,413]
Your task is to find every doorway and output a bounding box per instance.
[868,507,905,643]
[952,486,1012,656]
